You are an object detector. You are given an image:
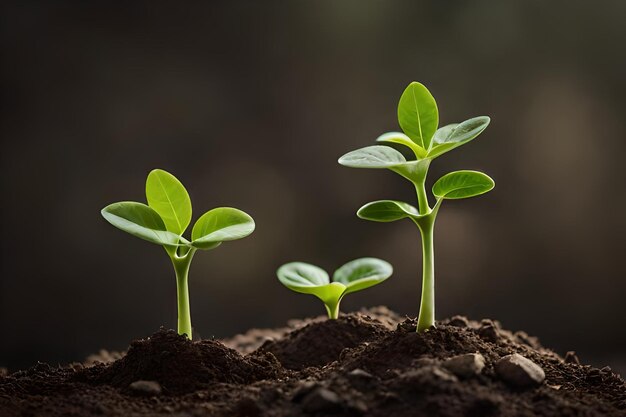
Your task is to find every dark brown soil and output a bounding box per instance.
[1,308,624,417]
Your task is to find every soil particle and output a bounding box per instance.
[448,315,470,328]
[443,353,486,378]
[495,353,546,388]
[477,321,501,343]
[300,387,343,413]
[128,380,162,395]
[564,350,581,365]
[1,310,624,417]
[85,349,125,366]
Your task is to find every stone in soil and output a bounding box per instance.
[128,380,162,395]
[443,353,486,378]
[495,353,546,388]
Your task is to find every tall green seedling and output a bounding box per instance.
[101,169,255,339]
[339,82,494,332]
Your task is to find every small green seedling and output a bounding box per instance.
[338,81,494,333]
[101,169,255,339]
[277,258,392,319]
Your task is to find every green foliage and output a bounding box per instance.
[337,145,407,168]
[145,169,192,235]
[432,170,495,199]
[191,207,255,249]
[101,169,255,338]
[100,201,181,247]
[428,116,490,158]
[357,200,420,222]
[338,81,494,332]
[277,258,392,319]
[397,81,439,150]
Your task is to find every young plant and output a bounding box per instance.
[338,81,494,333]
[277,258,392,319]
[101,169,255,339]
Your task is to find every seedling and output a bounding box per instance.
[277,258,392,319]
[338,81,494,332]
[101,169,255,339]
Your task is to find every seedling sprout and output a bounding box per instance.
[339,82,494,332]
[277,258,392,319]
[101,169,255,339]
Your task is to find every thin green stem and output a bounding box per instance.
[415,217,435,332]
[415,181,430,215]
[413,159,431,215]
[171,248,196,339]
[411,161,438,332]
[324,300,341,319]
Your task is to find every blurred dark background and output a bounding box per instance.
[1,1,625,374]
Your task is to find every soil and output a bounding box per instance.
[1,307,624,417]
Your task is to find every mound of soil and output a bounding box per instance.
[83,329,282,394]
[259,314,389,370]
[1,308,624,417]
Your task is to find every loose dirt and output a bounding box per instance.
[1,308,624,416]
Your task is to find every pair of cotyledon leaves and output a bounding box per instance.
[338,82,494,221]
[101,169,255,251]
[277,258,392,308]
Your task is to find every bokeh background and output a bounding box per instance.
[1,1,625,374]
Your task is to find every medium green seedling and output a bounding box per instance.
[277,258,392,319]
[101,169,255,339]
[339,81,494,333]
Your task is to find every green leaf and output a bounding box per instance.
[146,169,192,235]
[338,145,406,168]
[432,123,459,144]
[333,258,392,294]
[277,262,346,302]
[428,116,490,158]
[357,200,420,222]
[191,207,255,249]
[397,81,439,150]
[101,201,181,246]
[375,132,427,159]
[432,170,495,200]
[277,262,330,290]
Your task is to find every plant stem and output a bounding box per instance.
[413,159,431,215]
[325,300,341,319]
[171,248,196,339]
[416,217,435,332]
[411,159,437,333]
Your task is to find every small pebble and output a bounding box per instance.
[478,324,500,343]
[496,354,545,388]
[586,369,603,383]
[402,366,458,383]
[515,331,542,349]
[128,380,162,395]
[449,316,469,328]
[443,353,486,378]
[413,357,438,367]
[348,368,373,379]
[301,387,343,413]
[291,381,318,402]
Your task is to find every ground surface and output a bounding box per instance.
[1,307,624,417]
